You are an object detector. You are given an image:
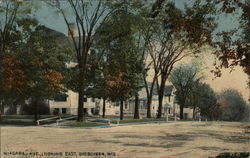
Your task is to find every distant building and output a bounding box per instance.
[123,84,177,117]
[48,90,97,115]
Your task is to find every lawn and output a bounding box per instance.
[0,115,187,127]
[116,118,169,124]
[65,121,109,127]
[63,117,174,127]
[0,114,75,126]
[87,117,175,124]
[0,121,37,126]
[1,114,73,120]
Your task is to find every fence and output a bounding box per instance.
[37,116,60,125]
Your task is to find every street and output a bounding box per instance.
[1,121,249,158]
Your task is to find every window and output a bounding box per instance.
[91,108,94,114]
[54,94,67,102]
[83,97,87,102]
[140,101,143,106]
[91,98,95,102]
[125,101,128,109]
[143,100,147,108]
[139,101,144,109]
[83,108,87,115]
[115,101,119,106]
[53,108,59,115]
[62,108,67,114]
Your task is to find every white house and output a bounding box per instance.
[48,90,97,115]
[123,84,178,117]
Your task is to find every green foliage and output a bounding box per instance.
[211,1,250,94]
[0,18,73,120]
[20,25,73,99]
[170,63,203,104]
[94,6,144,101]
[218,89,248,121]
[0,0,40,53]
[169,63,203,119]
[0,1,41,108]
[187,82,220,120]
[66,122,107,127]
[20,100,50,115]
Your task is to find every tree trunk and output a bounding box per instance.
[146,76,157,118]
[120,100,124,120]
[157,91,164,118]
[12,101,17,115]
[0,102,3,122]
[157,80,165,119]
[193,106,196,119]
[134,94,140,119]
[77,68,85,122]
[33,98,38,122]
[102,98,106,118]
[144,77,151,119]
[146,98,152,118]
[180,105,184,119]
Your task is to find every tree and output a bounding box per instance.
[48,0,118,122]
[217,89,248,121]
[140,1,217,118]
[84,50,109,118]
[149,1,250,105]
[199,85,220,121]
[95,6,144,120]
[186,82,205,119]
[114,1,155,119]
[0,0,38,120]
[169,63,203,119]
[0,0,37,54]
[207,1,250,100]
[2,25,72,121]
[136,5,160,119]
[186,82,219,120]
[1,52,27,117]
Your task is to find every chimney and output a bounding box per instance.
[68,23,76,38]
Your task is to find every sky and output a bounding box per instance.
[34,1,249,101]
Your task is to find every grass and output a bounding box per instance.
[88,117,174,124]
[65,121,108,127]
[0,115,176,127]
[0,115,75,126]
[60,117,175,127]
[0,121,36,126]
[64,117,174,128]
[104,115,134,119]
[114,117,174,124]
[2,114,73,120]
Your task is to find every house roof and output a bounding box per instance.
[36,25,68,41]
[146,82,174,96]
[35,25,74,51]
[138,97,158,101]
[164,85,174,96]
[137,82,174,100]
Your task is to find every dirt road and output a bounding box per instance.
[1,121,249,158]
